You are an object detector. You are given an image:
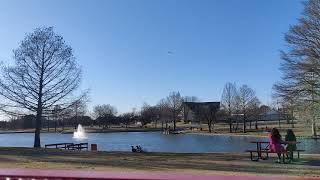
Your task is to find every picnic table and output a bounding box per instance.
[45,143,88,151]
[247,141,302,163]
[45,143,74,149]
[66,143,88,151]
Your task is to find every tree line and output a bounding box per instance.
[273,0,320,137]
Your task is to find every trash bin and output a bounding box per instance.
[91,144,97,151]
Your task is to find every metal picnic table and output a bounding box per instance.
[248,141,301,162]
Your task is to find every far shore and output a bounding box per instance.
[0,128,163,134]
[0,127,315,139]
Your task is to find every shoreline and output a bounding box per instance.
[0,128,163,134]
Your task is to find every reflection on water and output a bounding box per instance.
[0,132,318,153]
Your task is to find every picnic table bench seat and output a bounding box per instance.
[66,143,88,151]
[246,149,286,162]
[45,143,88,151]
[44,143,74,149]
[246,148,305,162]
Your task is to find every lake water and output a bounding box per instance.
[0,132,319,153]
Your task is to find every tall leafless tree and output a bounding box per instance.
[273,0,320,137]
[281,98,296,128]
[157,98,171,130]
[193,103,220,133]
[238,85,259,133]
[166,91,183,131]
[0,27,82,147]
[93,104,118,128]
[140,103,159,126]
[93,104,117,119]
[221,82,237,133]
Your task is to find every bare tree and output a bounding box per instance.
[281,98,296,128]
[140,103,159,126]
[93,104,117,119]
[248,100,260,129]
[273,0,320,137]
[193,103,220,133]
[157,98,171,130]
[238,85,259,133]
[93,104,118,128]
[66,97,88,129]
[221,82,237,133]
[119,112,134,128]
[166,91,183,131]
[0,27,82,147]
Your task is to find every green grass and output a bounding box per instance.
[0,147,318,177]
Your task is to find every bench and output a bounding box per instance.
[264,148,305,160]
[66,143,88,151]
[45,143,74,149]
[294,149,305,159]
[246,149,305,162]
[246,149,286,162]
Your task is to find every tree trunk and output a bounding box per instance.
[278,109,281,128]
[173,111,176,131]
[161,121,164,130]
[229,117,232,133]
[34,66,44,148]
[208,120,212,133]
[243,114,246,133]
[291,110,294,128]
[34,107,42,148]
[312,121,317,137]
[47,117,49,132]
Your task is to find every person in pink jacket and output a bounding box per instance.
[268,128,285,162]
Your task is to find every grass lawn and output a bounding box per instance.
[0,147,318,178]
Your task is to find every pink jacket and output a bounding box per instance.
[268,133,284,153]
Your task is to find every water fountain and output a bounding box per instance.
[73,124,88,140]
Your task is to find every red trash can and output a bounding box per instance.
[91,144,97,151]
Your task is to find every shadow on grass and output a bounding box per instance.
[306,160,320,166]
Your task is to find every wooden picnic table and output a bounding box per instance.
[45,143,74,149]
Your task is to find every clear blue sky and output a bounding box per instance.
[0,0,303,113]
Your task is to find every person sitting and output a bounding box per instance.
[268,128,285,163]
[131,146,137,152]
[285,129,297,161]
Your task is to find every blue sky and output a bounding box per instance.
[0,0,303,113]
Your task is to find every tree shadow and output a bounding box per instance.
[305,160,320,166]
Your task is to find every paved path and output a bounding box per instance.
[0,168,317,180]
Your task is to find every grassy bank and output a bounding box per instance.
[0,147,318,177]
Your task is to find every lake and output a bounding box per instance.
[0,132,319,153]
